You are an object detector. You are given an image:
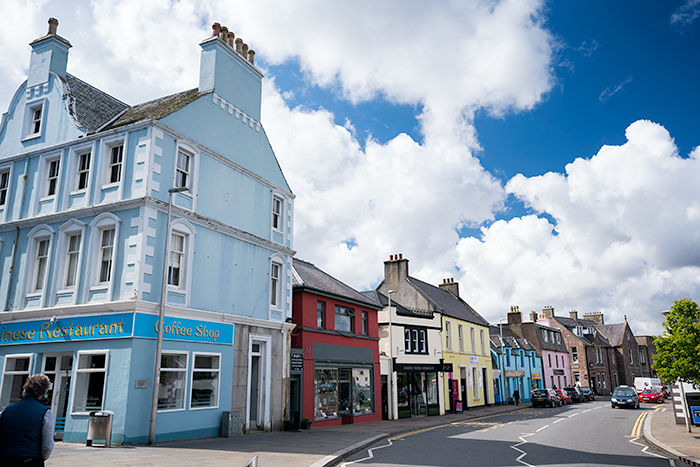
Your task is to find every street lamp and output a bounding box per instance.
[149,186,189,445]
[387,290,398,420]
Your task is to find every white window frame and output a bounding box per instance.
[98,134,128,200]
[97,227,116,284]
[23,224,55,308]
[84,213,121,302]
[51,219,86,304]
[71,350,109,415]
[272,196,282,231]
[189,352,221,410]
[46,158,61,198]
[470,327,475,353]
[445,321,452,351]
[164,219,196,306]
[107,143,124,185]
[0,164,11,219]
[175,148,192,190]
[480,329,485,355]
[458,324,464,352]
[270,261,282,309]
[23,99,45,140]
[0,353,34,410]
[157,351,189,412]
[571,346,578,364]
[71,147,93,193]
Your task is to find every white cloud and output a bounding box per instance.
[456,120,700,335]
[671,0,700,28]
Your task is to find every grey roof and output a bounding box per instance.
[361,290,415,316]
[407,276,489,326]
[595,323,627,347]
[531,323,568,353]
[553,315,616,347]
[489,326,535,351]
[292,259,380,309]
[101,88,204,131]
[63,74,129,132]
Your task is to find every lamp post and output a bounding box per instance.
[498,318,507,405]
[149,186,189,445]
[387,290,398,420]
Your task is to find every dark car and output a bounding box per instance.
[580,387,595,401]
[611,386,639,409]
[532,389,562,408]
[564,387,583,403]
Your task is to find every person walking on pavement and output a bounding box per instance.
[513,389,520,406]
[0,374,55,466]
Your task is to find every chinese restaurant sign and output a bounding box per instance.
[0,313,232,346]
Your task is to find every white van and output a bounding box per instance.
[634,377,663,393]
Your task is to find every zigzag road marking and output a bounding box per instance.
[511,433,537,467]
[339,438,394,467]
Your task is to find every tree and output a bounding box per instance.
[653,298,700,388]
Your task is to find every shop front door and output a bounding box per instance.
[42,354,73,439]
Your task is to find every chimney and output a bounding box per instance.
[27,18,72,88]
[438,278,459,298]
[569,309,578,321]
[248,50,255,65]
[542,305,554,319]
[199,24,263,121]
[583,312,604,325]
[507,305,522,337]
[48,18,58,35]
[383,254,409,291]
[530,311,538,323]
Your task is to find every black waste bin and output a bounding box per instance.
[686,392,700,426]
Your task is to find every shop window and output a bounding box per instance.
[317,300,325,329]
[314,368,338,420]
[190,353,220,409]
[158,352,188,411]
[72,351,108,413]
[0,354,33,410]
[335,305,355,333]
[352,368,373,414]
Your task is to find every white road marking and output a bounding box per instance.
[553,418,565,424]
[536,425,549,432]
[511,433,537,467]
[583,409,591,413]
[568,413,579,418]
[339,438,394,466]
[629,436,669,460]
[593,406,603,410]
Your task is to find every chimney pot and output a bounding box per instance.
[569,309,578,320]
[220,26,229,40]
[48,17,59,35]
[399,253,403,260]
[227,31,235,47]
[530,311,538,323]
[212,22,221,37]
[235,37,244,54]
[248,50,255,65]
[242,43,249,57]
[390,255,394,261]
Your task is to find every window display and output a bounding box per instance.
[314,368,338,420]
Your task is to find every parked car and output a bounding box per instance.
[532,389,563,408]
[564,387,584,403]
[555,389,572,405]
[611,386,639,409]
[638,388,664,403]
[580,387,595,401]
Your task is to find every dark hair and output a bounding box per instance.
[23,374,51,399]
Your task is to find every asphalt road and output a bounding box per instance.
[340,400,674,467]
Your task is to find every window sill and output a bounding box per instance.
[157,407,186,413]
[56,287,76,295]
[90,284,109,292]
[21,133,42,142]
[39,195,56,203]
[70,189,88,196]
[25,292,42,299]
[101,182,121,190]
[190,405,219,411]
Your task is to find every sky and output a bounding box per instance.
[2,0,699,337]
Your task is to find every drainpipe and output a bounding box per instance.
[4,173,29,313]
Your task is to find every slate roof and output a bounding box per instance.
[361,290,416,316]
[552,316,615,347]
[407,276,489,326]
[292,259,380,309]
[595,323,627,347]
[63,74,129,133]
[530,323,568,353]
[489,325,535,351]
[101,88,204,131]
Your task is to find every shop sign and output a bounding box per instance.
[469,356,479,364]
[553,369,565,375]
[531,372,542,379]
[134,314,233,344]
[0,313,133,345]
[394,363,443,373]
[290,352,304,372]
[492,369,501,379]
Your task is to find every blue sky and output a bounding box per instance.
[1,1,699,335]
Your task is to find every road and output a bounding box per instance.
[341,400,674,467]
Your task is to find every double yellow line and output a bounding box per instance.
[631,412,647,437]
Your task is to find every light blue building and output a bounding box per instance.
[489,326,543,404]
[0,19,294,443]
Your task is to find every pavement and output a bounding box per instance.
[46,398,700,467]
